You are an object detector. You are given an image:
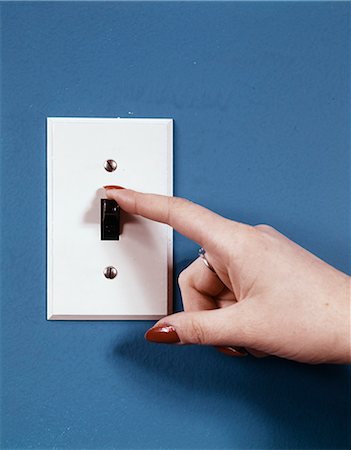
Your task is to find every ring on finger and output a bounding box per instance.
[198,248,216,273]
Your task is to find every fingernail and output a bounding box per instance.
[216,346,248,357]
[103,185,126,190]
[145,324,180,344]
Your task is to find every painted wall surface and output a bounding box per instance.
[1,2,350,449]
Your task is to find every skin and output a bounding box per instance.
[105,187,351,364]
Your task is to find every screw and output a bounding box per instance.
[103,266,118,279]
[104,159,117,172]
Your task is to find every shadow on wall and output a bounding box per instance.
[110,340,349,449]
[107,258,350,450]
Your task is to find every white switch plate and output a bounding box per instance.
[47,117,173,320]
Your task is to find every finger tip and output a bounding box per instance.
[103,185,131,200]
[144,324,180,344]
[104,190,113,199]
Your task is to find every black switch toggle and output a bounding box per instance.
[101,199,120,240]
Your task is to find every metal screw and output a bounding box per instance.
[103,266,118,279]
[104,159,117,172]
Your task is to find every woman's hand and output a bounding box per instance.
[105,187,350,364]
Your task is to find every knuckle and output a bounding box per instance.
[167,197,192,223]
[177,269,191,288]
[133,192,143,215]
[169,196,187,211]
[171,196,189,207]
[229,224,256,258]
[189,317,206,345]
[255,224,275,234]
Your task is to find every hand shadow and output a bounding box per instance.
[107,260,350,450]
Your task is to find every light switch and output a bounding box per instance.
[101,199,120,241]
[47,117,173,320]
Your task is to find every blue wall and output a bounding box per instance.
[1,1,350,449]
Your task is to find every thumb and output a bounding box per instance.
[145,306,249,347]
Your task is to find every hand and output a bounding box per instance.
[105,187,350,364]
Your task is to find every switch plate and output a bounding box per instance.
[47,118,173,320]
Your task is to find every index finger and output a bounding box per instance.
[104,186,236,250]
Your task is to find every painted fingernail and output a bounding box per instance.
[216,346,248,357]
[145,325,180,344]
[103,185,126,190]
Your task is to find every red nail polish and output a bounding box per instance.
[216,346,248,357]
[145,325,180,344]
[104,185,126,190]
